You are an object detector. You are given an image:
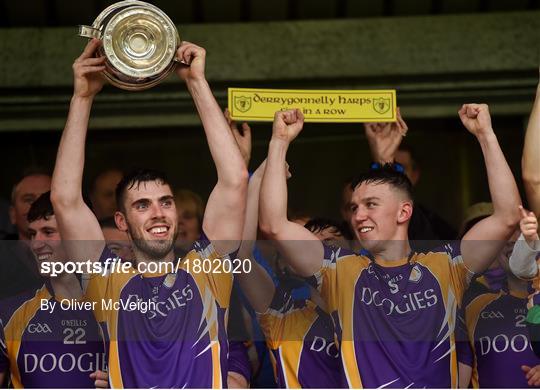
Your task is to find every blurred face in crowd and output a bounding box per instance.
[28,215,66,277]
[340,181,354,226]
[395,150,420,187]
[350,182,412,254]
[176,200,201,244]
[10,174,51,241]
[102,226,134,261]
[115,180,178,260]
[91,169,123,219]
[312,227,347,248]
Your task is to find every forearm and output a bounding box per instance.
[236,261,275,313]
[259,139,290,236]
[523,83,540,216]
[477,131,520,226]
[186,78,246,186]
[509,233,540,279]
[237,167,264,260]
[51,96,93,208]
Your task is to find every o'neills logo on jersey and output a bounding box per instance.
[27,323,52,334]
[309,336,339,359]
[23,352,106,373]
[359,287,438,316]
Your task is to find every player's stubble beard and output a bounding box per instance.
[126,218,179,260]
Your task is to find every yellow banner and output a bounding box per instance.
[228,88,396,123]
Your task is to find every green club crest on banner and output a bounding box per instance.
[234,96,252,113]
[373,97,391,114]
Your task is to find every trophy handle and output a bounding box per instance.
[78,25,102,39]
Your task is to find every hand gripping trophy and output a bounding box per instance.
[78,0,181,90]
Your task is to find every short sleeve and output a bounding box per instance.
[228,341,251,382]
[189,232,234,309]
[314,244,354,312]
[442,242,474,304]
[258,287,295,350]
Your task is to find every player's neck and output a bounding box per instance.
[374,240,412,264]
[134,249,176,267]
[50,273,82,300]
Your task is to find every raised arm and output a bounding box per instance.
[259,109,323,277]
[51,38,106,261]
[235,161,276,313]
[223,111,275,313]
[459,104,521,273]
[523,74,540,217]
[176,42,248,256]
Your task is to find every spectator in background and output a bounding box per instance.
[0,169,50,299]
[89,168,123,220]
[173,189,205,255]
[99,216,134,261]
[394,141,457,242]
[0,198,15,240]
[362,108,457,251]
[9,169,51,241]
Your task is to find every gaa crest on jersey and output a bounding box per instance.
[373,97,390,114]
[409,265,423,283]
[234,96,252,113]
[26,322,52,334]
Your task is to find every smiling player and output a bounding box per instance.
[258,106,521,387]
[50,39,248,388]
[0,192,105,388]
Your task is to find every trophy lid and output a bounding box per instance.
[99,1,179,79]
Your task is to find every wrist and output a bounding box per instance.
[270,137,291,149]
[475,129,497,144]
[374,154,394,164]
[71,95,94,105]
[185,76,208,89]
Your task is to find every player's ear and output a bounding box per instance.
[397,201,413,224]
[114,211,128,232]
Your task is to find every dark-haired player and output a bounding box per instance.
[51,39,247,388]
[259,106,521,387]
[0,192,105,387]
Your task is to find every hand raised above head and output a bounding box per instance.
[272,109,305,144]
[72,38,106,99]
[364,106,408,163]
[458,103,493,137]
[175,41,206,82]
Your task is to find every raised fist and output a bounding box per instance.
[272,109,305,144]
[458,103,493,137]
